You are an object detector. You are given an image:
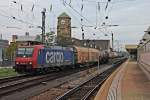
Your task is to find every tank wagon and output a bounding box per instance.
[14,45,102,73]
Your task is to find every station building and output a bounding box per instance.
[12,32,42,46]
[71,38,110,51]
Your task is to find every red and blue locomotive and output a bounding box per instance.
[14,45,101,73]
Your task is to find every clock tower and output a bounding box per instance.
[57,12,71,45]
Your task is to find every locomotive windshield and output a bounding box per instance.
[16,47,34,57]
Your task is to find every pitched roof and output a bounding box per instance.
[58,12,70,18]
[16,35,41,42]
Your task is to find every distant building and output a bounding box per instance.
[57,12,72,45]
[125,45,137,59]
[12,35,18,42]
[137,26,150,60]
[12,32,42,46]
[72,38,110,51]
[56,12,110,50]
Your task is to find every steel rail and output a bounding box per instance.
[0,74,30,84]
[56,58,126,100]
[82,59,125,100]
[0,64,97,97]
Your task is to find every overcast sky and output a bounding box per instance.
[0,0,150,49]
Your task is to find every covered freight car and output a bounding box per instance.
[73,46,100,65]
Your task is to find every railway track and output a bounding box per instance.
[0,65,96,98]
[0,75,29,84]
[0,58,126,99]
[56,59,126,100]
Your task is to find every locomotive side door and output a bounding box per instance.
[37,49,45,67]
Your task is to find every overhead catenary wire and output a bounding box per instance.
[0,0,56,35]
[2,0,52,29]
[0,0,143,39]
[63,4,82,26]
[83,0,136,3]
[61,0,95,27]
[81,0,84,39]
[9,0,112,32]
[60,0,118,38]
[0,11,38,26]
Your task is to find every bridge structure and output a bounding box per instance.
[125,45,137,60]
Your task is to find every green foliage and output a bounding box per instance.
[0,68,18,78]
[35,32,55,45]
[6,42,17,60]
[35,35,42,42]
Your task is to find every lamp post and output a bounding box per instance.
[98,51,100,69]
[112,32,114,51]
[87,39,90,66]
[41,8,46,44]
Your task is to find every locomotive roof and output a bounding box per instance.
[18,45,44,48]
[45,45,73,51]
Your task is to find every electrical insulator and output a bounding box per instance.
[102,22,106,25]
[12,16,16,19]
[105,16,108,19]
[12,1,17,3]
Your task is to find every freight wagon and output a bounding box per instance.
[73,46,100,66]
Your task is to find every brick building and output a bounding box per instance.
[71,38,110,51]
[57,12,72,45]
[12,32,42,46]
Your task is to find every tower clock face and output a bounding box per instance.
[61,19,65,24]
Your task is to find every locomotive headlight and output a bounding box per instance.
[16,62,19,64]
[29,62,32,65]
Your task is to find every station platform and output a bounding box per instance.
[94,59,150,100]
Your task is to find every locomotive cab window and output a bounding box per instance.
[16,47,34,57]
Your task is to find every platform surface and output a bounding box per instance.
[94,60,150,100]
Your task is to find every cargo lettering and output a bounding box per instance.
[46,51,63,64]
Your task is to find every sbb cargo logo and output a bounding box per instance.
[46,51,64,64]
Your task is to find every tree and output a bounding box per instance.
[6,42,17,61]
[45,31,55,46]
